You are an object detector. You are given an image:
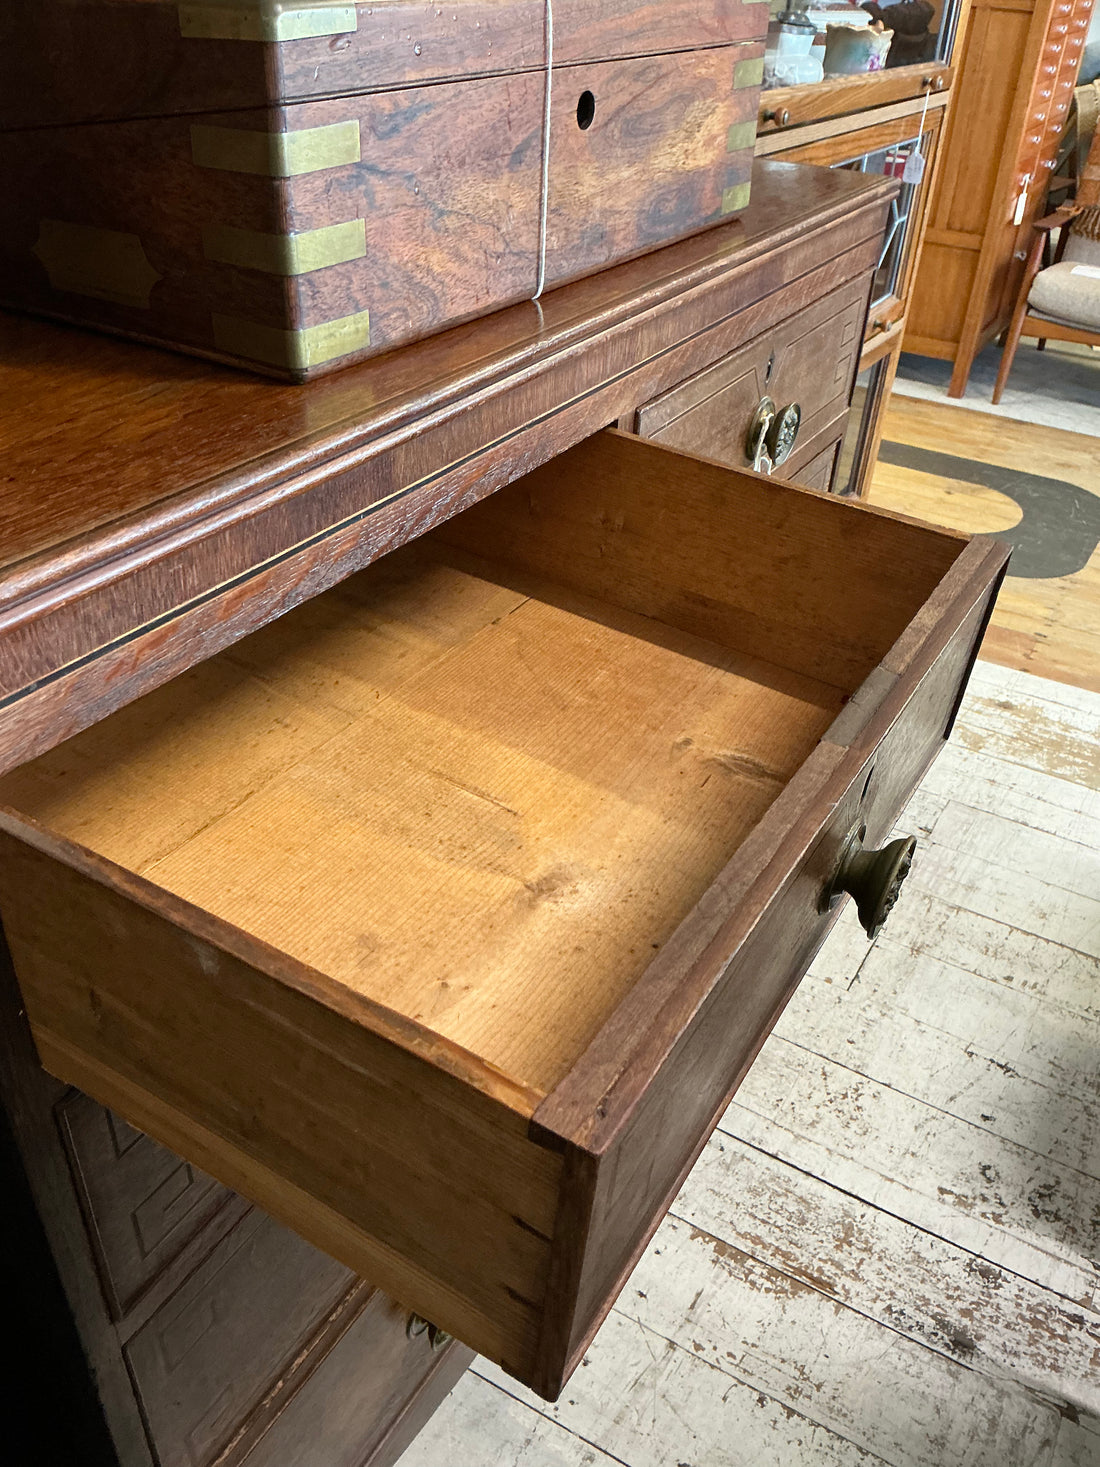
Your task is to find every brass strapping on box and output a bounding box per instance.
[179,1,358,41]
[733,57,765,88]
[212,309,371,370]
[726,121,756,153]
[721,182,752,215]
[191,120,361,176]
[32,221,161,308]
[203,219,366,274]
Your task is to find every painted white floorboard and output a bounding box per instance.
[966,656,1100,716]
[671,1137,1100,1410]
[477,1311,896,1467]
[397,668,1100,1465]
[949,684,1100,787]
[724,1040,1100,1306]
[912,742,1100,847]
[855,887,1100,1023]
[774,946,1100,1174]
[617,1217,1066,1467]
[397,1371,626,1467]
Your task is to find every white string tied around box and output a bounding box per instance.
[532,0,554,317]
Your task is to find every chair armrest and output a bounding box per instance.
[1033,204,1083,232]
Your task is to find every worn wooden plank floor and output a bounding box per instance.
[869,396,1100,693]
[398,658,1100,1467]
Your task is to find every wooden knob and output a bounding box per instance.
[763,107,790,126]
[821,827,917,938]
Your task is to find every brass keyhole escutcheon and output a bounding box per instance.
[821,824,917,938]
[407,1313,453,1350]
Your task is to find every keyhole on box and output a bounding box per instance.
[765,351,776,386]
[577,91,596,130]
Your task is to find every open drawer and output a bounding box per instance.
[0,431,1007,1400]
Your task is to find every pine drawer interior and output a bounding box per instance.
[0,428,983,1393]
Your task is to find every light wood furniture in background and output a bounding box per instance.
[906,0,1095,394]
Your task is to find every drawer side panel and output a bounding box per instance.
[0,842,560,1383]
[530,542,1007,1396]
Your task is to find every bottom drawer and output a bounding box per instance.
[125,1206,470,1467]
[0,430,1008,1400]
[791,435,842,493]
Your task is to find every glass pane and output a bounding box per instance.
[834,135,924,308]
[760,0,965,84]
[834,359,885,497]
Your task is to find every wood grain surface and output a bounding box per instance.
[0,165,895,777]
[1,0,765,130]
[3,30,764,378]
[633,274,866,473]
[0,428,1005,1397]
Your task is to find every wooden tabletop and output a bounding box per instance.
[0,162,894,770]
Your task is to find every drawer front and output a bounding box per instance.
[633,276,866,472]
[0,431,1006,1402]
[239,1294,473,1467]
[125,1212,353,1467]
[65,1091,471,1466]
[787,434,842,493]
[60,1092,243,1319]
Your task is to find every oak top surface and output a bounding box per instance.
[0,163,890,587]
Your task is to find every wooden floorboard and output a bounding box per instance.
[398,656,1100,1466]
[869,396,1100,693]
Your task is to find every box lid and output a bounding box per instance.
[2,0,768,130]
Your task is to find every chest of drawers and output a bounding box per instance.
[0,161,1007,1464]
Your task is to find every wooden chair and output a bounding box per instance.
[992,115,1100,404]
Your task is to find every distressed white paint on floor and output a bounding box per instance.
[399,661,1100,1467]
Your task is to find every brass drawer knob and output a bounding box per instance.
[766,401,801,467]
[746,396,801,474]
[821,825,917,938]
[406,1313,453,1351]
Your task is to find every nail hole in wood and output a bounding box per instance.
[577,91,596,130]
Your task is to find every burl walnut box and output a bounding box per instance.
[0,0,767,379]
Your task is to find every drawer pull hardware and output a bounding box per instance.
[763,107,790,126]
[821,825,917,938]
[745,396,801,474]
[406,1313,453,1351]
[766,402,801,467]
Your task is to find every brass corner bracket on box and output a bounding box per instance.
[179,0,359,42]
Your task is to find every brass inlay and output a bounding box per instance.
[734,57,765,89]
[191,119,361,176]
[212,309,371,370]
[721,182,752,215]
[203,219,366,274]
[726,120,757,153]
[179,1,358,41]
[32,220,161,308]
